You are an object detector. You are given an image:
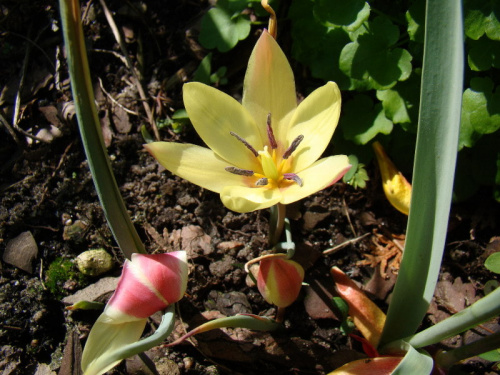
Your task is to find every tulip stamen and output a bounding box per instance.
[283,173,303,187]
[256,177,269,186]
[225,166,255,176]
[283,135,304,159]
[266,113,278,149]
[230,131,259,157]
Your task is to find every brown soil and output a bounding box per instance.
[1,1,499,374]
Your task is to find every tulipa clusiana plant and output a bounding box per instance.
[60,0,500,373]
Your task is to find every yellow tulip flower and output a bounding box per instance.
[146,30,350,213]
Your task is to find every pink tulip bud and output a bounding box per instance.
[105,251,188,322]
[257,257,304,308]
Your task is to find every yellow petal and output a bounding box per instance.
[82,313,147,375]
[280,155,351,205]
[183,82,263,171]
[220,185,282,213]
[372,141,411,215]
[242,30,297,143]
[145,142,246,193]
[286,82,342,172]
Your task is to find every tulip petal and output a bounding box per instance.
[286,82,342,172]
[372,141,411,215]
[82,314,147,375]
[257,257,304,308]
[327,357,402,375]
[243,30,297,143]
[280,155,351,205]
[145,142,249,193]
[220,185,282,213]
[183,82,263,170]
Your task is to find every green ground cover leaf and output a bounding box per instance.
[485,252,500,274]
[460,77,500,148]
[376,72,421,131]
[339,16,413,90]
[313,0,370,32]
[199,5,251,52]
[289,0,351,88]
[464,0,500,40]
[467,36,500,71]
[340,94,393,144]
[406,0,425,43]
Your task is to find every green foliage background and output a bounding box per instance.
[197,0,500,202]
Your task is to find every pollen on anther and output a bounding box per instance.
[225,166,254,176]
[256,177,268,186]
[230,132,259,157]
[283,135,304,159]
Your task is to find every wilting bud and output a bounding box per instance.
[82,251,188,375]
[257,256,304,308]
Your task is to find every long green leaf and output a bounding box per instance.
[389,341,433,375]
[59,0,145,258]
[380,0,463,345]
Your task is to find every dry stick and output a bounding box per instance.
[342,196,357,237]
[98,77,140,116]
[323,232,371,255]
[98,0,160,140]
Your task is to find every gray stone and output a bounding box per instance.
[3,231,38,273]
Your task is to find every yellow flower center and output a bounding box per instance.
[225,113,303,188]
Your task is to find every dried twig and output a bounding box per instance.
[323,232,370,255]
[98,0,160,140]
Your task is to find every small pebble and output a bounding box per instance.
[76,249,113,277]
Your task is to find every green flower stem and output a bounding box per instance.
[59,0,145,259]
[403,287,500,349]
[269,203,286,246]
[436,332,500,370]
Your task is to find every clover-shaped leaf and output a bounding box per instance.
[460,77,500,149]
[406,0,425,43]
[313,0,370,32]
[340,94,393,145]
[467,36,500,71]
[199,6,251,52]
[340,16,413,90]
[376,73,421,131]
[290,0,351,89]
[464,0,500,40]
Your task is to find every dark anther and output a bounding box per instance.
[283,173,303,187]
[256,177,269,186]
[225,166,254,176]
[266,113,277,149]
[282,135,304,159]
[230,132,259,157]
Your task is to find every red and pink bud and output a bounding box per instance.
[105,251,188,322]
[82,251,188,375]
[257,256,304,308]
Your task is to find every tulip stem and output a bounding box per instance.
[261,0,277,39]
[269,203,286,246]
[275,307,286,323]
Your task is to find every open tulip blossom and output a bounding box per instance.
[146,30,350,213]
[81,251,188,375]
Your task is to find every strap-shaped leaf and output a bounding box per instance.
[380,0,464,345]
[59,0,145,258]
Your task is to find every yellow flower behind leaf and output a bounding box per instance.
[146,31,350,213]
[372,141,412,215]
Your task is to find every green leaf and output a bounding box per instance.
[460,77,500,149]
[467,36,500,71]
[480,348,500,362]
[464,0,500,40]
[342,155,369,189]
[289,0,351,88]
[406,0,425,43]
[485,252,500,274]
[199,7,251,52]
[341,95,393,144]
[313,0,370,32]
[384,341,433,375]
[380,0,464,346]
[339,16,413,90]
[193,53,213,84]
[376,73,421,131]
